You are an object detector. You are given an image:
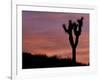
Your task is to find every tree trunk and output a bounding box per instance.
[72,47,76,64]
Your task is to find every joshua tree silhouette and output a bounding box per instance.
[62,17,83,64]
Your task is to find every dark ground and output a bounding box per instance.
[22,52,89,69]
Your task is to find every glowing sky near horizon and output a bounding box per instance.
[22,11,89,64]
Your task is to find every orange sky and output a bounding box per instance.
[22,11,89,64]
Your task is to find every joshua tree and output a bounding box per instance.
[62,17,83,64]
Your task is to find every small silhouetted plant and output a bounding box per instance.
[62,17,84,64]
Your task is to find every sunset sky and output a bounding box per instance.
[22,11,89,64]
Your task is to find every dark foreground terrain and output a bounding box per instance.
[22,52,89,69]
